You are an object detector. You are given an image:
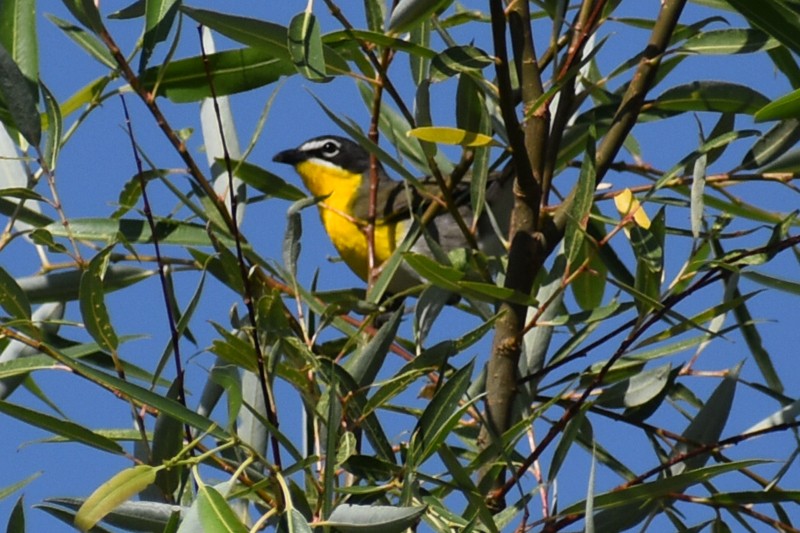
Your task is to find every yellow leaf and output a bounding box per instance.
[75,465,157,531]
[407,126,499,147]
[613,188,651,229]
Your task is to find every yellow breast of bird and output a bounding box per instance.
[296,161,404,281]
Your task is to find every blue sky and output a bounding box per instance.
[1,1,799,531]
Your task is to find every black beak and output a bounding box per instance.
[272,149,306,165]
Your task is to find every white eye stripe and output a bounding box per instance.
[300,138,341,153]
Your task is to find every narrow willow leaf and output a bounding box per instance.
[342,308,401,387]
[151,382,186,496]
[410,359,474,466]
[430,45,493,82]
[387,0,451,33]
[414,285,448,345]
[670,365,740,475]
[139,48,295,103]
[408,20,430,84]
[548,405,589,482]
[746,399,800,434]
[0,472,41,502]
[79,250,119,352]
[653,81,769,114]
[0,400,124,455]
[278,508,313,533]
[40,82,62,171]
[180,7,349,75]
[597,363,672,409]
[565,460,765,515]
[690,153,707,239]
[743,271,800,295]
[0,43,40,147]
[43,499,183,532]
[0,0,38,86]
[679,29,779,54]
[196,484,248,533]
[565,132,597,266]
[6,495,24,533]
[46,218,238,246]
[17,265,154,303]
[139,0,179,72]
[571,240,607,311]
[75,465,158,531]
[45,14,116,68]
[741,119,800,169]
[288,11,328,81]
[60,0,105,33]
[455,73,485,136]
[724,0,800,55]
[0,301,64,399]
[325,504,427,533]
[407,126,498,147]
[227,159,305,201]
[0,265,31,320]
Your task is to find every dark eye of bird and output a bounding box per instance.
[321,141,339,157]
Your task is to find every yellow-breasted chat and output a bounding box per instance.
[273,135,512,293]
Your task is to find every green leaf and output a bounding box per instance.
[342,308,402,388]
[0,265,31,320]
[0,400,124,455]
[139,0,179,72]
[17,265,154,303]
[755,87,800,121]
[139,47,295,103]
[181,7,349,76]
[0,0,38,86]
[565,131,596,266]
[387,0,452,33]
[151,382,186,496]
[678,29,779,54]
[570,240,607,311]
[45,218,238,247]
[324,504,427,533]
[75,465,158,531]
[565,460,765,515]
[740,119,800,168]
[6,495,25,533]
[288,11,328,81]
[652,81,770,114]
[60,0,105,33]
[0,41,40,147]
[40,499,183,532]
[0,472,41,502]
[79,249,119,352]
[597,363,672,409]
[724,0,800,55]
[430,45,493,82]
[228,159,305,201]
[45,14,116,68]
[455,74,485,136]
[40,82,62,171]
[670,365,739,475]
[196,484,248,533]
[409,359,475,466]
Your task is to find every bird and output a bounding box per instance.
[272,135,512,294]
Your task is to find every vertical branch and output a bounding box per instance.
[365,47,392,289]
[480,0,549,506]
[594,0,688,178]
